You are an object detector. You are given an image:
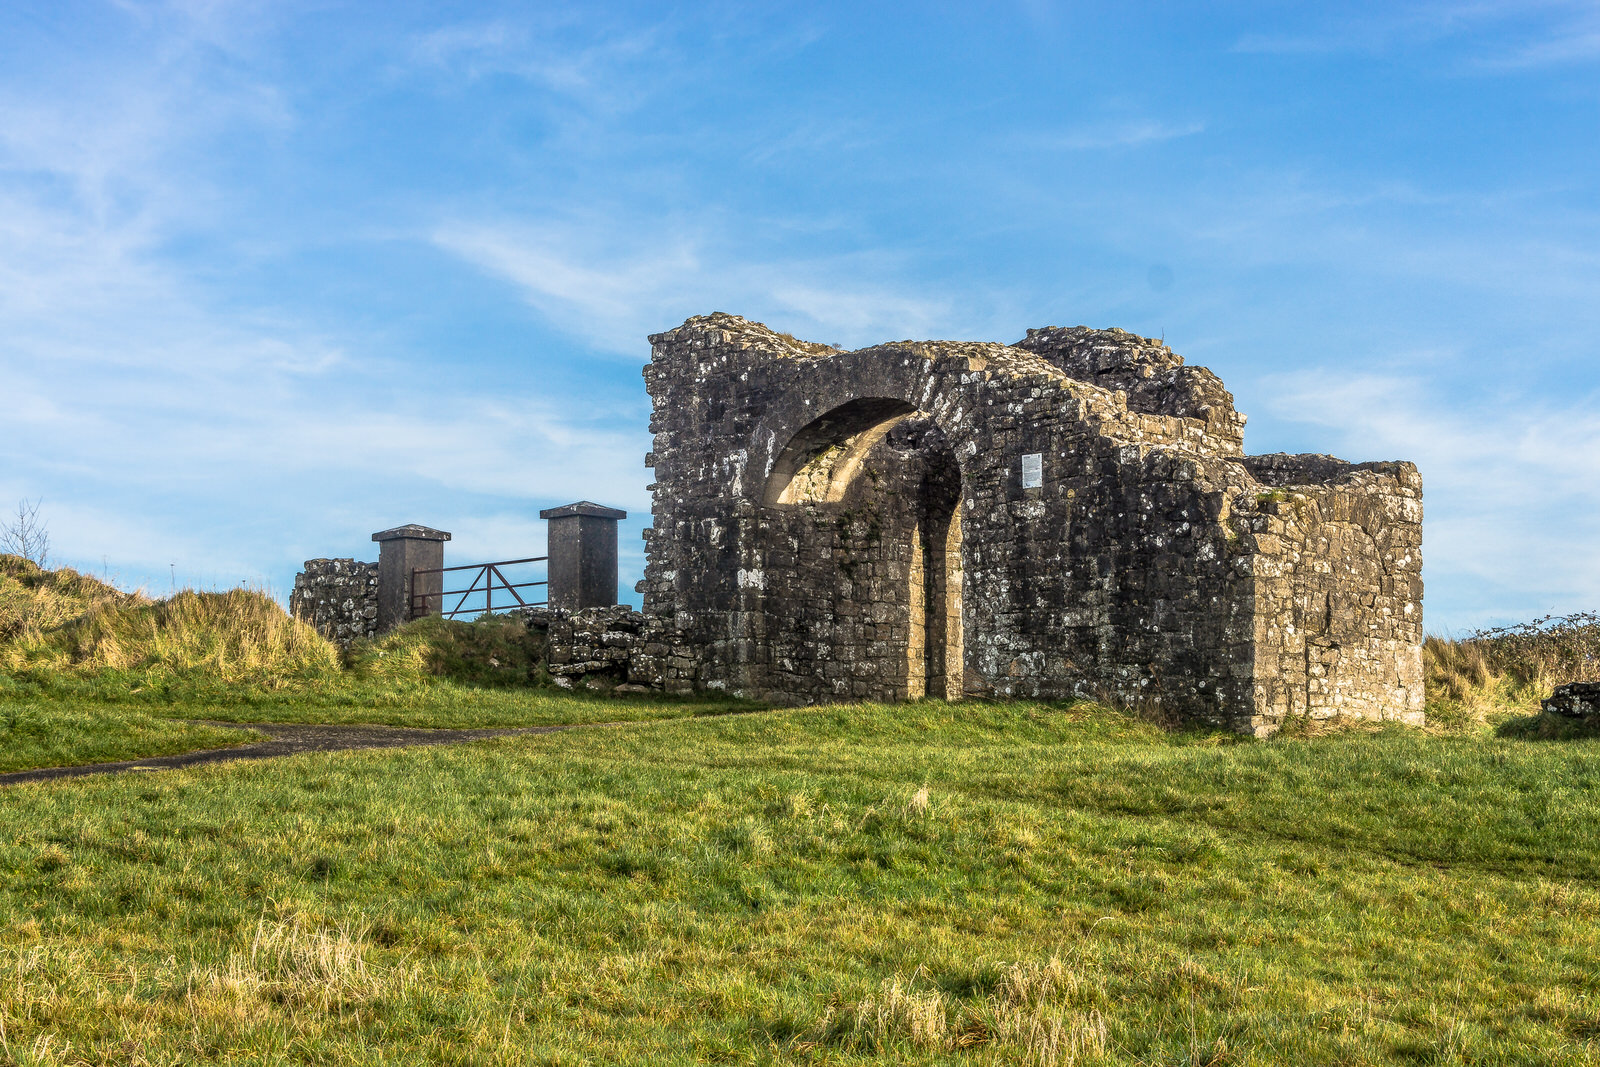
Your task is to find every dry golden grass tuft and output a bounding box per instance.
[1425,634,1498,704]
[2,584,338,681]
[0,917,407,1065]
[1425,613,1600,720]
[201,917,393,1012]
[811,959,1107,1065]
[0,554,139,645]
[1421,627,1595,730]
[847,970,949,1050]
[904,784,931,817]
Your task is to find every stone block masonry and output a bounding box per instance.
[637,313,1424,735]
[522,605,665,691]
[288,559,378,647]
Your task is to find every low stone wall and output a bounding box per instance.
[290,559,379,647]
[522,605,673,692]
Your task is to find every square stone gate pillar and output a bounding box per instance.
[372,524,451,633]
[539,502,626,611]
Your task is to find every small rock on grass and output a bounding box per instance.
[1542,682,1600,720]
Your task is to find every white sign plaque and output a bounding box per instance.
[1021,452,1043,489]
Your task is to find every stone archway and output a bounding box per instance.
[764,404,965,701]
[642,314,1426,733]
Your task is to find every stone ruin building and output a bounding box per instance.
[290,312,1425,737]
[636,314,1424,735]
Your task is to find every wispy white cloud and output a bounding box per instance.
[3,0,1595,633]
[412,19,522,64]
[1048,119,1205,151]
[432,218,988,354]
[744,117,878,166]
[2,300,650,589]
[1476,19,1600,69]
[1156,169,1600,321]
[432,222,701,350]
[409,15,666,110]
[1233,0,1600,69]
[0,6,654,596]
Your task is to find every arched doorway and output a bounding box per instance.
[764,403,964,701]
[899,421,963,700]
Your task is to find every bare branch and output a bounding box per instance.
[1,498,50,568]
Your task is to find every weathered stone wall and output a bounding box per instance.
[1545,682,1600,722]
[289,559,379,647]
[522,605,666,691]
[637,313,1424,734]
[1239,456,1424,727]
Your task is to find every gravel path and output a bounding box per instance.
[0,720,587,787]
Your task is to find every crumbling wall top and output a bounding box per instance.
[1242,453,1424,492]
[648,313,840,358]
[1015,325,1246,454]
[1016,325,1183,380]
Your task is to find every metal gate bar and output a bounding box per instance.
[410,555,548,619]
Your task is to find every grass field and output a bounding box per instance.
[4,700,1600,1065]
[6,558,1600,1063]
[0,696,258,775]
[0,561,745,770]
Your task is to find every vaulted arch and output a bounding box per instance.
[762,397,916,505]
[760,398,966,700]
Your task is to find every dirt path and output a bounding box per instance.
[0,721,587,787]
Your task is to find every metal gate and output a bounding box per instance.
[409,556,547,620]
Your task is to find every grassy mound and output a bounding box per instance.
[1,557,547,693]
[0,554,139,642]
[1,576,339,684]
[349,613,546,688]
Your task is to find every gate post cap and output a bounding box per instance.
[371,524,452,542]
[539,502,627,520]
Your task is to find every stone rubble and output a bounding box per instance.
[1543,682,1600,721]
[520,605,667,690]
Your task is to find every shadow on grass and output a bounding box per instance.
[1495,712,1600,741]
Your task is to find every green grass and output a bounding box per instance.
[4,700,1600,1064]
[0,675,742,773]
[0,672,748,771]
[2,667,755,728]
[0,698,258,774]
[6,563,1600,1060]
[0,576,748,769]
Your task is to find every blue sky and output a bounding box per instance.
[2,1,1597,632]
